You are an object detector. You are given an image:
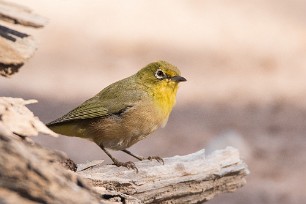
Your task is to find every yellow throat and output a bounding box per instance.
[151,79,179,121]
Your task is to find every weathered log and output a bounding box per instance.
[0,97,57,137]
[78,147,249,203]
[0,0,47,77]
[0,125,105,204]
[0,97,105,203]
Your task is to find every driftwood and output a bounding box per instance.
[78,147,248,203]
[0,97,57,137]
[0,97,250,203]
[0,0,47,77]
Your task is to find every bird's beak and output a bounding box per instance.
[170,76,187,82]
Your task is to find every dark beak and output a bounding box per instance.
[171,76,187,82]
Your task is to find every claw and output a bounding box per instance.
[147,156,164,165]
[113,160,139,173]
[121,150,164,165]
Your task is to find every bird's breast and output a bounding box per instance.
[122,101,167,135]
[89,99,169,150]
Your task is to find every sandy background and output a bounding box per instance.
[1,0,306,203]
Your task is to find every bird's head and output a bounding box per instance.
[136,61,186,91]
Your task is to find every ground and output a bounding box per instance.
[1,1,306,203]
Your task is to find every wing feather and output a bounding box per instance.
[47,76,144,126]
[47,99,109,125]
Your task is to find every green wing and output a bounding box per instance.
[47,99,109,125]
[47,76,144,126]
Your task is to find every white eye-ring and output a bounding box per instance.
[155,69,166,79]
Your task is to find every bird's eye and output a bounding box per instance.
[155,69,166,79]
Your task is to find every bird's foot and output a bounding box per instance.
[121,150,164,164]
[113,160,139,173]
[147,156,164,164]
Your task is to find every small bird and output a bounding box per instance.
[47,61,186,171]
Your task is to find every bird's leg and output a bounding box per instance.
[99,145,138,172]
[122,149,164,164]
[121,149,144,160]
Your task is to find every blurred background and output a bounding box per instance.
[1,0,306,203]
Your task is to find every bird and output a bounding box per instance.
[47,61,186,171]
